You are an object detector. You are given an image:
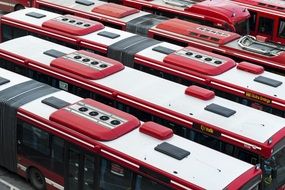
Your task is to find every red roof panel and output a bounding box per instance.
[50,50,124,80]
[50,99,140,141]
[42,15,104,35]
[92,3,139,18]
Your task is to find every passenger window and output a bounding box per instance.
[22,123,50,156]
[51,136,64,163]
[249,11,257,31]
[135,175,170,190]
[1,24,13,41]
[278,19,285,38]
[258,17,274,35]
[99,159,133,190]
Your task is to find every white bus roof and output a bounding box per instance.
[1,67,259,189]
[1,35,284,146]
[38,0,150,22]
[3,8,285,103]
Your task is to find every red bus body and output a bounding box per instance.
[1,8,285,118]
[33,0,250,34]
[231,0,285,44]
[0,0,32,11]
[1,35,285,189]
[0,69,264,190]
[120,0,250,34]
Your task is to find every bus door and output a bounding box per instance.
[0,0,12,12]
[255,13,277,42]
[65,145,97,190]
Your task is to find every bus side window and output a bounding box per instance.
[22,122,50,156]
[51,136,64,175]
[249,11,257,32]
[258,17,274,35]
[135,175,171,190]
[1,24,13,41]
[278,19,285,38]
[99,158,133,190]
[223,143,234,156]
[235,148,259,165]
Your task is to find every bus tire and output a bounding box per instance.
[14,4,25,11]
[29,167,46,190]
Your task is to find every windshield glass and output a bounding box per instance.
[235,19,250,35]
[263,146,285,190]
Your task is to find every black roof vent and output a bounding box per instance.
[205,103,236,117]
[44,49,66,58]
[155,142,190,160]
[25,12,46,19]
[42,96,70,109]
[75,0,94,6]
[254,76,282,87]
[0,77,10,85]
[98,31,120,39]
[152,46,175,55]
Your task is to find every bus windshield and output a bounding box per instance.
[263,145,285,190]
[235,18,250,35]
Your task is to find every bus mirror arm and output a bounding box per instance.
[271,168,277,179]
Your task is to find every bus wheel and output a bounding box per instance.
[29,167,46,190]
[14,4,25,11]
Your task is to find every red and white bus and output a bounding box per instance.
[0,35,285,189]
[108,0,285,45]
[231,0,285,44]
[0,68,263,190]
[112,0,251,34]
[0,0,31,11]
[1,8,285,118]
[31,0,251,34]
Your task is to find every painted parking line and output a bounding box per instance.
[0,178,20,190]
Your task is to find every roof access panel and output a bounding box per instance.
[155,18,240,45]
